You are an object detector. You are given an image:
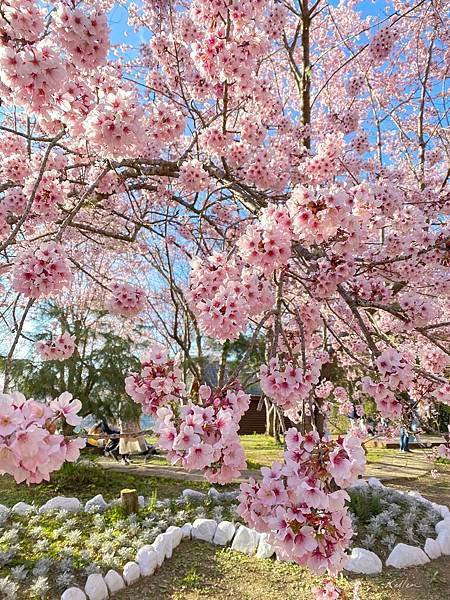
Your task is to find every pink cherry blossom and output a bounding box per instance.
[35,331,76,361]
[12,242,72,299]
[0,392,85,484]
[49,392,82,427]
[105,282,146,317]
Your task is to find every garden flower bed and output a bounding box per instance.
[348,484,442,559]
[0,489,238,599]
[0,474,448,599]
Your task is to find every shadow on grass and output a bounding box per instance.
[114,540,450,600]
[0,462,215,507]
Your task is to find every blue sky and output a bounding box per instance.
[107,0,394,51]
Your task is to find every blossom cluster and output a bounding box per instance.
[238,429,366,574]
[0,43,66,113]
[187,253,273,341]
[178,159,211,193]
[53,3,109,69]
[287,185,352,245]
[125,344,186,415]
[432,384,450,407]
[0,0,44,43]
[23,170,68,221]
[0,392,84,484]
[84,90,145,159]
[361,377,403,419]
[126,344,250,483]
[12,242,72,299]
[237,206,292,275]
[375,348,413,390]
[369,26,395,62]
[260,354,328,420]
[35,332,76,361]
[105,282,146,317]
[300,135,343,185]
[156,384,250,484]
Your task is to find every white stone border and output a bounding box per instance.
[348,478,450,572]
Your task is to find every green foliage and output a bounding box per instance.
[0,301,146,421]
[348,489,382,522]
[0,461,216,507]
[438,404,450,432]
[103,503,128,525]
[201,333,266,389]
[181,567,203,589]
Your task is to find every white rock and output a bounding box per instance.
[207,487,220,500]
[217,490,239,502]
[231,525,260,556]
[255,533,275,559]
[152,536,167,567]
[166,526,183,547]
[191,518,218,542]
[137,548,158,577]
[181,523,192,539]
[435,518,450,535]
[213,521,236,546]
[138,496,145,508]
[104,570,125,594]
[367,478,384,488]
[432,503,450,519]
[136,545,154,561]
[0,504,8,515]
[123,561,141,586]
[85,495,108,513]
[12,502,34,515]
[350,480,368,489]
[345,548,382,574]
[424,538,442,560]
[40,496,82,514]
[84,574,108,600]
[182,489,206,502]
[386,543,430,568]
[408,491,431,506]
[437,529,450,555]
[162,531,175,558]
[408,490,423,500]
[61,588,87,600]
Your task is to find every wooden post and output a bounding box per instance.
[121,488,139,515]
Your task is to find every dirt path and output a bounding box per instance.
[96,447,435,485]
[96,458,258,483]
[365,449,433,482]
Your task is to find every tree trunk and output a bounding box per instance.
[121,488,139,515]
[301,0,311,148]
[265,398,274,436]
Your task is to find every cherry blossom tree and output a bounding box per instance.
[0,0,449,587]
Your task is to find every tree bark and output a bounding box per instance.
[121,488,139,515]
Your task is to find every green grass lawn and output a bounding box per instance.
[0,462,215,507]
[239,434,284,469]
[143,434,408,471]
[0,434,445,508]
[0,434,284,508]
[122,434,285,471]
